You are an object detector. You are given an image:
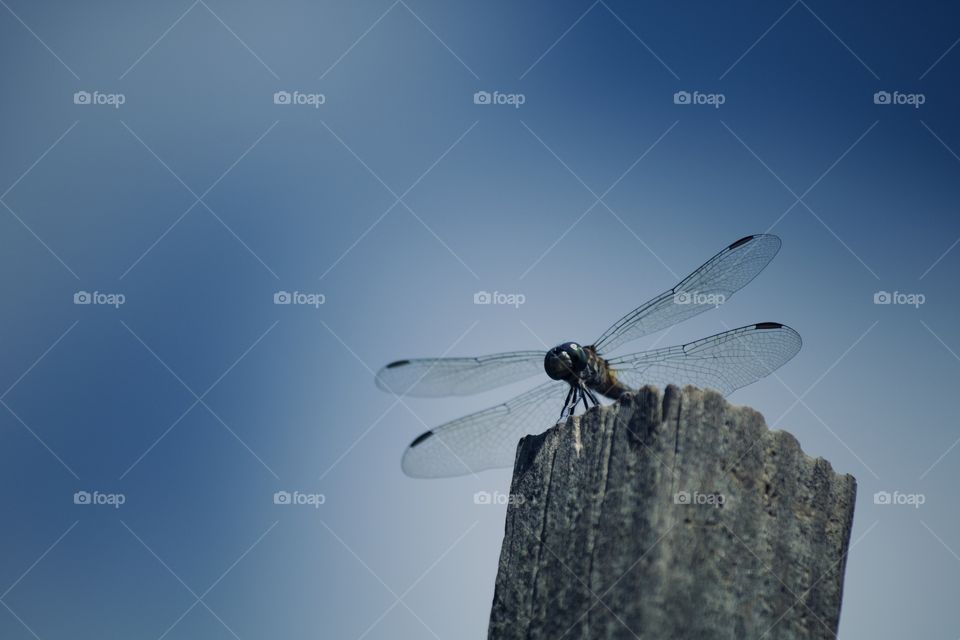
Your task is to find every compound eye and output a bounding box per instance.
[544,348,569,380]
[563,343,587,372]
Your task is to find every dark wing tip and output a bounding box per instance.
[409,430,434,448]
[728,235,756,250]
[754,322,784,330]
[375,361,409,393]
[754,322,802,346]
[728,233,782,251]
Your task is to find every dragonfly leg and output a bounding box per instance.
[559,385,575,419]
[571,385,585,417]
[569,386,582,417]
[578,384,591,412]
[584,387,600,407]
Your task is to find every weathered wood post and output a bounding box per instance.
[489,385,857,640]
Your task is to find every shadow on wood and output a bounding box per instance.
[488,385,857,640]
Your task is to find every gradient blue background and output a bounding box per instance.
[1,1,959,638]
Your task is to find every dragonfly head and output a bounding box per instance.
[544,342,587,382]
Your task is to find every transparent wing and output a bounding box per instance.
[606,322,801,396]
[375,351,546,397]
[402,381,569,478]
[594,234,782,354]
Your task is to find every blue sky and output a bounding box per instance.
[1,1,960,638]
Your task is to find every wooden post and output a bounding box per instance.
[489,385,857,640]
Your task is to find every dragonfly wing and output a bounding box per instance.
[375,351,546,397]
[401,381,569,478]
[594,234,782,353]
[606,323,801,396]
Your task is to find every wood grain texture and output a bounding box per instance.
[489,385,857,640]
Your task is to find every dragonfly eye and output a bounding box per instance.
[562,342,587,372]
[544,343,587,381]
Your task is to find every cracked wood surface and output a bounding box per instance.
[488,385,857,640]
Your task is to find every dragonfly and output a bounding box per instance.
[376,234,801,478]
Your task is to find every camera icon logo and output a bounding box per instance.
[74,291,92,304]
[673,491,691,504]
[873,491,892,505]
[673,91,691,105]
[274,91,292,105]
[873,291,891,305]
[473,291,492,305]
[873,91,891,105]
[73,91,91,105]
[273,491,292,505]
[674,291,692,305]
[73,491,91,505]
[473,91,492,105]
[473,491,492,504]
[274,291,291,305]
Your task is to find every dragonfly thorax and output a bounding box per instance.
[544,342,587,382]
